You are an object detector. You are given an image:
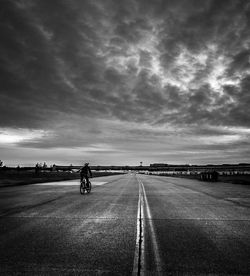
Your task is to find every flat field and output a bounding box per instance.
[219,174,250,185]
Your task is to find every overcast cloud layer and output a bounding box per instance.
[1,0,250,165]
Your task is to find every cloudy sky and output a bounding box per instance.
[1,0,250,166]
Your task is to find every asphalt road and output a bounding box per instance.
[0,173,249,275]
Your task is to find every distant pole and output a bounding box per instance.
[140,162,142,167]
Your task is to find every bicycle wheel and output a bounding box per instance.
[87,181,91,193]
[80,181,85,194]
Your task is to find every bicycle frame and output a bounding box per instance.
[80,179,91,194]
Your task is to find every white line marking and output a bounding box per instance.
[133,189,141,275]
[139,177,164,274]
[133,177,145,275]
[91,182,108,186]
[140,189,145,276]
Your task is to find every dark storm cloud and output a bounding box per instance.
[0,0,108,128]
[1,0,250,165]
[227,50,250,76]
[1,0,250,128]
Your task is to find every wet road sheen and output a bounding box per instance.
[0,173,250,275]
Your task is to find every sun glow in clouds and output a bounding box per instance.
[198,134,242,144]
[0,129,48,144]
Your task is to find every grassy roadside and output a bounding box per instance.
[218,175,250,185]
[0,171,125,187]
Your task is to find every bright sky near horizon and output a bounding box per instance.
[1,0,250,166]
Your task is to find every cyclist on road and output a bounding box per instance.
[80,162,92,188]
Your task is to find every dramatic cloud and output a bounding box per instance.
[1,0,250,165]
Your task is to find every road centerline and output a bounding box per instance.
[133,175,163,275]
[138,176,164,274]
[133,176,145,275]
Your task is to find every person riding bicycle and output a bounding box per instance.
[80,162,92,188]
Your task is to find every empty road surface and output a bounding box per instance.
[0,173,250,275]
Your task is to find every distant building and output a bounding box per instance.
[150,163,168,167]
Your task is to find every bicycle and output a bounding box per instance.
[80,178,92,194]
